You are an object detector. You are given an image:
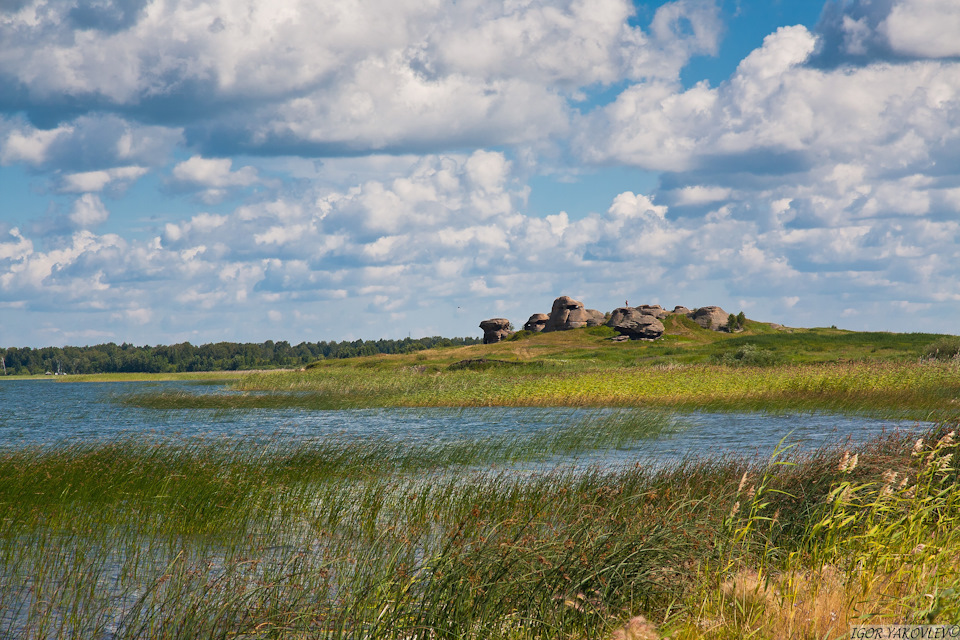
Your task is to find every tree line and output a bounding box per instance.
[0,336,481,375]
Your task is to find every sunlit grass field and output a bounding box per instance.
[115,322,960,421]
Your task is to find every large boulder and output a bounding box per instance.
[688,306,729,331]
[636,304,668,320]
[672,306,691,315]
[545,296,589,332]
[523,313,550,332]
[607,307,665,340]
[586,309,606,326]
[479,318,512,344]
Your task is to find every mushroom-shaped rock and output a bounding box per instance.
[688,306,729,331]
[635,304,669,320]
[523,313,549,332]
[480,318,513,344]
[585,309,606,327]
[607,307,665,340]
[545,296,588,332]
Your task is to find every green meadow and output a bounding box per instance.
[5,320,960,638]
[123,319,960,420]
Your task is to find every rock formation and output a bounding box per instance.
[545,296,590,332]
[585,309,606,326]
[636,304,668,320]
[479,318,512,344]
[523,313,549,332]
[606,307,665,340]
[688,306,729,331]
[479,296,746,343]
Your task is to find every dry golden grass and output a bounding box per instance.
[683,559,956,640]
[608,615,661,640]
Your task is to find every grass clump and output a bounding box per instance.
[712,344,783,367]
[585,325,618,338]
[671,426,960,638]
[447,358,532,371]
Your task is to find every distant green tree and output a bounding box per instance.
[727,311,747,332]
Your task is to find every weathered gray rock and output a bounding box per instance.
[688,306,729,331]
[672,306,691,315]
[480,318,513,344]
[545,296,589,332]
[523,313,549,332]
[586,309,606,326]
[607,307,665,340]
[636,304,669,320]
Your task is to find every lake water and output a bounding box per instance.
[0,379,933,465]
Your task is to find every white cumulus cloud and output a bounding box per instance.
[69,194,110,228]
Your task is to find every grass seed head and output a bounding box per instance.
[937,431,956,449]
[838,452,858,473]
[728,501,741,520]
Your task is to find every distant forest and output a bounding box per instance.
[0,336,481,375]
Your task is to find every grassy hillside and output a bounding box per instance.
[120,321,960,419]
[296,317,943,371]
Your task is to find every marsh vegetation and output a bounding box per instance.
[2,416,958,638]
[6,323,960,638]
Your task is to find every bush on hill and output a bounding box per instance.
[713,343,783,367]
[923,336,960,361]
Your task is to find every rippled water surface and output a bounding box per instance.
[0,379,932,462]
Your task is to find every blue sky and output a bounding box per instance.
[2,0,960,347]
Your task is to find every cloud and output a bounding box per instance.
[172,156,258,188]
[0,228,33,262]
[580,22,960,217]
[4,0,960,344]
[60,165,148,193]
[69,194,110,228]
[812,0,960,66]
[1,114,181,171]
[170,155,260,202]
[0,0,722,157]
[0,122,73,165]
[882,0,960,58]
[670,185,733,206]
[4,143,960,342]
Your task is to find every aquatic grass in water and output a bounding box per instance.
[2,415,959,639]
[126,361,960,421]
[0,432,707,637]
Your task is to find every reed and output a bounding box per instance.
[1,416,957,639]
[123,360,960,421]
